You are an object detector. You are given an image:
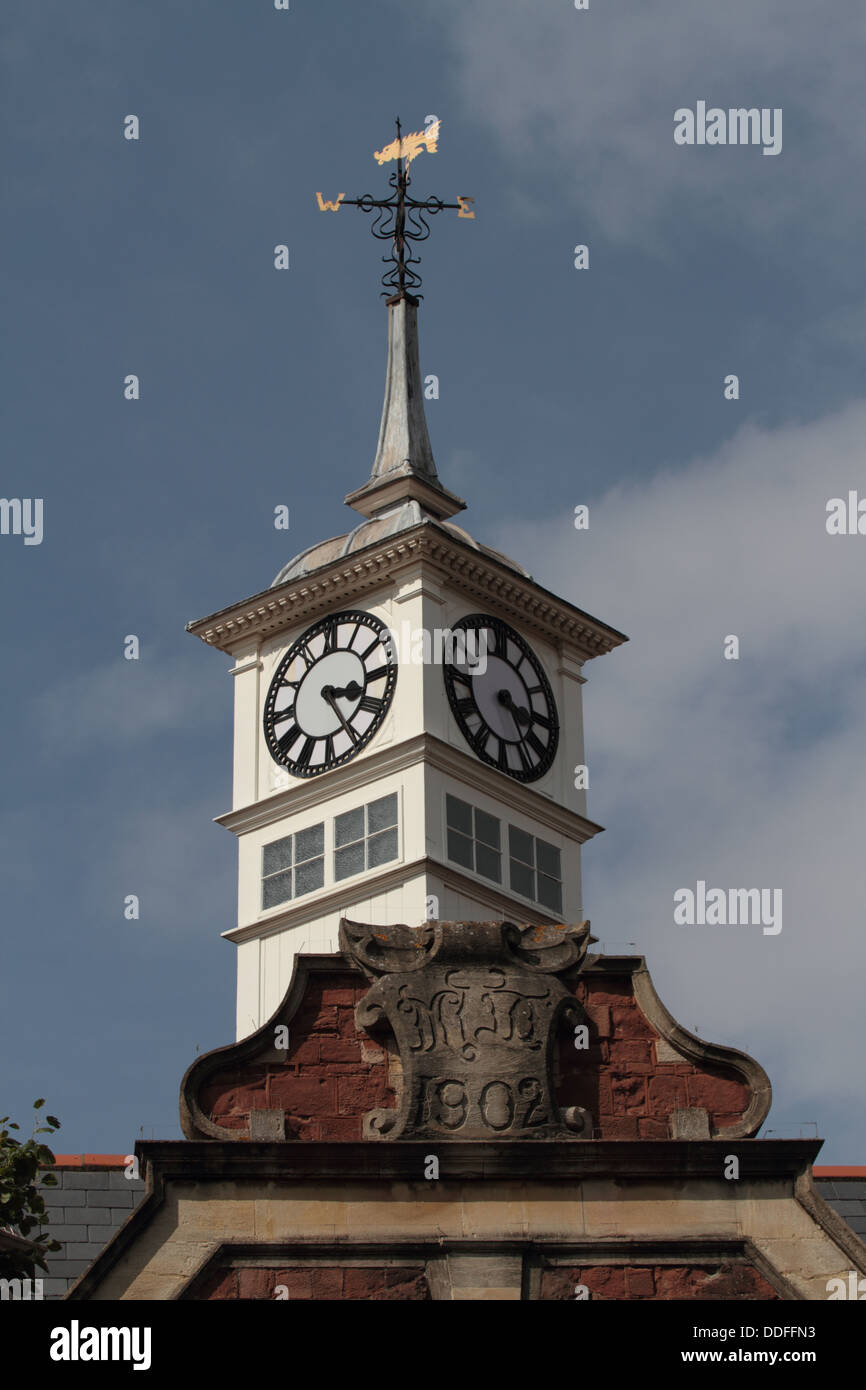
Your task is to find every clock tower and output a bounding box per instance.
[188,144,626,1041]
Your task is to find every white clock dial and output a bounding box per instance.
[264,611,397,778]
[443,614,559,782]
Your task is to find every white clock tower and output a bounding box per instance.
[189,220,625,1044]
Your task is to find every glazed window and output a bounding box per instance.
[334,793,399,882]
[261,823,325,908]
[508,826,562,914]
[446,795,502,883]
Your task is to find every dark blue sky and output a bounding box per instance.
[4,0,865,1159]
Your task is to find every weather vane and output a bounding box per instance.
[315,117,475,299]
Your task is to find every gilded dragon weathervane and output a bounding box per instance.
[316,117,475,299]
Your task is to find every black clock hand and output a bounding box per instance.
[497,688,531,728]
[321,686,360,743]
[329,680,363,701]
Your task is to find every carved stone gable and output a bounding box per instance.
[339,918,593,1141]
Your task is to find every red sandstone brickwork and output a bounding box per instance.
[192,1265,429,1300]
[198,972,396,1140]
[540,1263,779,1301]
[555,976,751,1137]
[194,967,751,1139]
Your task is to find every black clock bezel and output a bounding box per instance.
[263,609,397,778]
[443,613,559,783]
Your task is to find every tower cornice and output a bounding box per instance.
[213,730,605,844]
[187,521,627,661]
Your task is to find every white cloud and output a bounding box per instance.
[492,399,866,1149]
[432,0,866,245]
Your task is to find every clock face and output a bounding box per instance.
[443,614,559,782]
[263,610,397,778]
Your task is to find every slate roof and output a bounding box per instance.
[813,1169,866,1242]
[35,1157,145,1300]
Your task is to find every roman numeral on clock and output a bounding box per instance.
[294,736,315,770]
[525,730,546,760]
[276,722,302,754]
[364,664,389,684]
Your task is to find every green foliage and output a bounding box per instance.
[0,1100,62,1279]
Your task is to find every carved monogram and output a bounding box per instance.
[340,919,594,1141]
[396,968,549,1056]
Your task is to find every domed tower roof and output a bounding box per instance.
[272,500,528,587]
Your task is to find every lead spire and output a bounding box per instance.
[315,118,473,521]
[344,292,466,520]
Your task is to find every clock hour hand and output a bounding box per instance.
[328,680,363,701]
[497,688,531,729]
[321,685,360,743]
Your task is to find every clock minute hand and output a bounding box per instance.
[497,688,531,728]
[321,686,360,743]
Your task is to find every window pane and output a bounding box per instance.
[509,825,534,866]
[474,809,500,849]
[446,795,472,835]
[262,868,292,909]
[447,828,474,871]
[367,827,398,868]
[335,841,365,882]
[476,844,501,883]
[294,856,324,897]
[335,807,364,848]
[295,822,324,863]
[510,859,534,900]
[536,839,560,879]
[262,836,293,876]
[368,793,398,834]
[537,873,562,914]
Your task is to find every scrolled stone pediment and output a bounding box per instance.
[339,918,594,1141]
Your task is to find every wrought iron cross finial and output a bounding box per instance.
[315,117,475,299]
